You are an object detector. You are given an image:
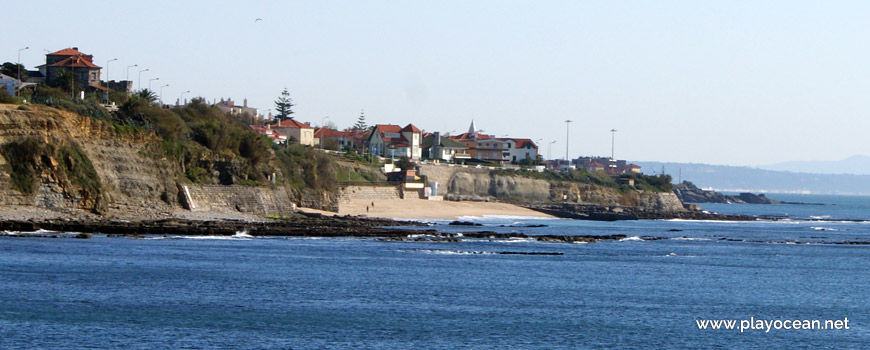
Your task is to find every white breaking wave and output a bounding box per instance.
[232,230,254,238]
[670,237,712,241]
[455,215,560,221]
[811,227,839,231]
[619,236,645,242]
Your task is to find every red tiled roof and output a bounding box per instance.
[401,123,421,132]
[314,128,351,138]
[50,55,101,69]
[90,84,107,91]
[373,124,402,133]
[626,163,641,168]
[589,162,605,167]
[48,48,87,56]
[270,118,312,129]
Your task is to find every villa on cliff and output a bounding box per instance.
[421,132,470,163]
[367,123,422,160]
[37,47,105,93]
[249,124,288,145]
[269,119,314,146]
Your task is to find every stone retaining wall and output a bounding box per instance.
[183,185,295,216]
[339,185,401,203]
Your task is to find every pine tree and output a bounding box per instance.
[274,88,295,121]
[353,110,368,130]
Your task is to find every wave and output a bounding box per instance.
[619,236,645,242]
[455,215,560,221]
[811,227,839,231]
[670,237,711,241]
[232,230,254,238]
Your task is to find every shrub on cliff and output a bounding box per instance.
[0,138,103,211]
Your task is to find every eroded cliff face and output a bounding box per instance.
[0,105,178,215]
[443,169,684,211]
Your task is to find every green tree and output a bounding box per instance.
[136,89,158,103]
[0,62,26,78]
[274,88,295,121]
[51,69,75,94]
[353,110,368,130]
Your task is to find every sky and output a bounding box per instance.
[6,1,870,167]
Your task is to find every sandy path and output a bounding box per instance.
[335,198,554,220]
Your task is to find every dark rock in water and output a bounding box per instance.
[673,182,780,205]
[668,229,683,232]
[498,224,549,228]
[74,233,92,239]
[448,221,483,226]
[496,251,563,256]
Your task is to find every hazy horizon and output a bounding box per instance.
[7,1,870,167]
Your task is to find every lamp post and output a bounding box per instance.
[548,140,557,160]
[320,116,330,149]
[159,84,169,105]
[104,58,117,102]
[16,46,28,97]
[137,68,149,91]
[610,129,617,160]
[564,120,572,162]
[125,64,137,94]
[148,77,159,91]
[178,90,190,106]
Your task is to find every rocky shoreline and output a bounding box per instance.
[523,203,755,221]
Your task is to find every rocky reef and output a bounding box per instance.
[673,181,779,204]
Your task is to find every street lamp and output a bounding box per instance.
[320,116,330,149]
[564,120,572,162]
[137,68,149,90]
[178,90,190,106]
[610,129,617,160]
[548,140,557,160]
[104,58,117,102]
[159,84,169,105]
[16,46,28,97]
[148,77,159,91]
[126,64,137,82]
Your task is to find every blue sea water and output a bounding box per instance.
[2,195,870,349]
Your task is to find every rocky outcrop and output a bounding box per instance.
[673,181,779,204]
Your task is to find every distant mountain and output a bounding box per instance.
[633,161,870,195]
[758,155,870,175]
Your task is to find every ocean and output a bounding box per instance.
[2,194,869,349]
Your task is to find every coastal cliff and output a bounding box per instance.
[0,104,341,218]
[418,164,685,214]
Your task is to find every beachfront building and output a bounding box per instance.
[421,132,470,163]
[448,121,510,164]
[270,118,314,146]
[249,124,288,145]
[367,123,422,160]
[39,47,104,93]
[499,138,539,164]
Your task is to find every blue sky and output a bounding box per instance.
[6,1,870,166]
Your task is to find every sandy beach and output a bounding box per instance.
[335,198,555,220]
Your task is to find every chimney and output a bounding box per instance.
[434,132,441,146]
[243,98,248,107]
[72,47,78,51]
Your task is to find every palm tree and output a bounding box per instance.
[136,89,158,103]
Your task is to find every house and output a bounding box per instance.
[498,138,539,164]
[39,47,104,93]
[625,163,642,174]
[421,132,469,163]
[270,119,314,146]
[0,74,19,96]
[367,123,422,160]
[447,121,509,164]
[314,128,360,150]
[584,161,605,173]
[216,97,258,118]
[249,124,288,145]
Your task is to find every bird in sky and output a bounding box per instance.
[255,18,263,22]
